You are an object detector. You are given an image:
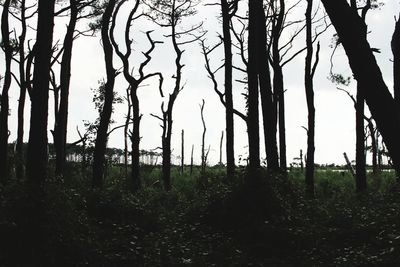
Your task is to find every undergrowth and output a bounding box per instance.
[1,165,400,266]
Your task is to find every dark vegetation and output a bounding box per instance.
[1,162,400,266]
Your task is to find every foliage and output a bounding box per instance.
[1,165,400,266]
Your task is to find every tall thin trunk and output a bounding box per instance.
[55,0,78,176]
[0,0,12,182]
[92,0,117,188]
[304,0,318,198]
[258,2,279,172]
[271,0,286,171]
[27,0,56,190]
[16,0,27,181]
[247,0,262,176]
[356,87,367,191]
[221,0,235,181]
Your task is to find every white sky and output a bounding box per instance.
[2,0,400,166]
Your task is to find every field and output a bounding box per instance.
[1,164,400,266]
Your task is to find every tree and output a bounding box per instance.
[53,0,97,177]
[304,0,320,198]
[321,0,400,177]
[220,0,238,181]
[26,0,56,190]
[392,13,400,125]
[0,0,12,182]
[247,0,280,176]
[92,0,117,189]
[146,0,203,191]
[110,0,163,192]
[9,0,36,181]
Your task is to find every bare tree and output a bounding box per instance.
[146,0,203,191]
[110,0,163,191]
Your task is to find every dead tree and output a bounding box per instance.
[146,0,204,191]
[111,0,163,192]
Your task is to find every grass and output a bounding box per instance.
[1,164,400,266]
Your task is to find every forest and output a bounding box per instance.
[1,0,400,266]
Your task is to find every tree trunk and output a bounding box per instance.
[321,0,400,176]
[162,134,172,191]
[247,0,262,176]
[131,91,141,191]
[258,1,279,172]
[304,0,317,198]
[221,0,235,181]
[0,0,12,182]
[55,0,78,177]
[124,86,131,181]
[92,0,116,188]
[26,0,55,190]
[271,0,286,171]
[356,87,367,191]
[16,0,27,181]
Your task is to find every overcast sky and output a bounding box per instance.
[2,0,400,166]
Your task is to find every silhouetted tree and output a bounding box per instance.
[26,0,56,190]
[220,0,238,181]
[321,0,400,177]
[146,0,203,191]
[392,13,400,124]
[304,0,320,198]
[92,0,117,189]
[0,0,12,182]
[10,0,36,180]
[111,0,163,192]
[53,0,97,177]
